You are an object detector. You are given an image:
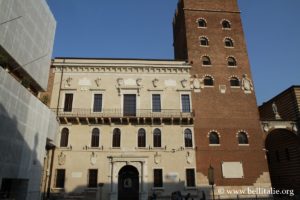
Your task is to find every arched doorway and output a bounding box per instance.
[265,129,300,196]
[118,165,139,200]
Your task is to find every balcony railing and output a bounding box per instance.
[52,108,194,119]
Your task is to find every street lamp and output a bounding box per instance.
[208,165,215,200]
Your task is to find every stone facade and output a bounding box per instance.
[48,59,198,200]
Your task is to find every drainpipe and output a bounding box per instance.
[56,65,64,114]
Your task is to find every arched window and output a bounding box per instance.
[225,38,234,47]
[91,128,100,147]
[184,129,193,147]
[209,132,220,144]
[238,132,248,144]
[227,57,237,66]
[204,76,214,86]
[112,128,121,147]
[222,20,231,29]
[230,77,240,87]
[198,19,207,28]
[153,128,161,148]
[138,128,146,148]
[60,128,69,147]
[202,56,211,66]
[199,37,209,46]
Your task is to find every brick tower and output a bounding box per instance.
[173,0,270,194]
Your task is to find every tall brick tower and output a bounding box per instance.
[173,0,270,194]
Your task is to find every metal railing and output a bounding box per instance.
[52,108,194,119]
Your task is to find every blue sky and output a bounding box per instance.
[46,0,300,105]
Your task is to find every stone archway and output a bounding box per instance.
[118,165,139,200]
[265,129,300,195]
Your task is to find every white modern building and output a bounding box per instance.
[0,0,58,199]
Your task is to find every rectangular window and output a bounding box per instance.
[55,169,65,188]
[123,94,136,116]
[153,169,163,188]
[93,94,102,112]
[63,93,73,112]
[186,168,195,187]
[88,169,98,188]
[152,94,161,112]
[181,94,190,113]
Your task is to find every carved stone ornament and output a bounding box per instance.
[152,78,159,88]
[190,74,204,92]
[186,151,192,164]
[65,77,72,87]
[241,74,253,93]
[58,152,66,166]
[95,77,101,87]
[154,152,161,164]
[90,152,97,165]
[136,78,142,86]
[263,123,269,132]
[272,102,282,120]
[117,78,124,86]
[181,79,188,88]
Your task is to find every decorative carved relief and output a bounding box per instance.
[241,74,253,93]
[272,102,282,120]
[90,152,97,165]
[190,74,204,92]
[186,151,192,164]
[95,77,101,87]
[181,79,188,88]
[154,152,161,164]
[152,78,159,88]
[136,78,142,86]
[65,77,72,87]
[58,152,66,166]
[117,78,124,86]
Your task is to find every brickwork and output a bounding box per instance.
[173,0,269,186]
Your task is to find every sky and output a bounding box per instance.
[46,0,300,105]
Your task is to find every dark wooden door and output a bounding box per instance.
[118,165,139,200]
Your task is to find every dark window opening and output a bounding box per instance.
[63,93,73,112]
[198,19,207,27]
[230,77,240,87]
[222,20,231,29]
[225,38,234,47]
[228,57,237,66]
[238,132,248,144]
[200,37,209,46]
[91,128,100,147]
[153,169,163,188]
[55,169,65,188]
[138,128,146,148]
[204,76,214,86]
[181,95,191,112]
[93,94,102,112]
[60,128,69,147]
[153,128,161,148]
[123,94,136,116]
[202,56,211,65]
[184,129,193,147]
[186,169,196,187]
[112,128,121,147]
[88,169,98,188]
[152,94,161,112]
[209,132,220,144]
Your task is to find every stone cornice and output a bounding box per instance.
[53,65,190,74]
